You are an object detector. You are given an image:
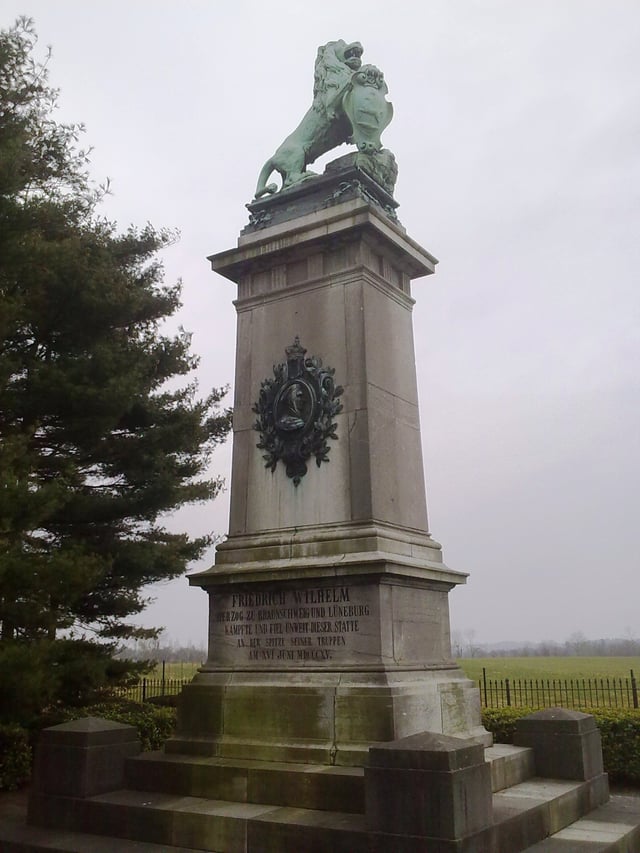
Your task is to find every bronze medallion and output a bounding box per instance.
[252,337,343,486]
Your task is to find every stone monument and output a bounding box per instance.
[169,38,488,765]
[17,40,640,853]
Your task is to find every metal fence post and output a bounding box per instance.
[505,677,511,707]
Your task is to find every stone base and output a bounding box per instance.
[18,717,632,853]
[514,707,605,780]
[243,153,400,235]
[167,668,489,765]
[182,560,489,763]
[366,732,494,846]
[29,717,140,800]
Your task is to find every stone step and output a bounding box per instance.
[0,790,200,853]
[125,750,365,812]
[28,788,368,853]
[124,742,533,814]
[490,774,610,852]
[7,788,639,853]
[0,828,199,853]
[26,771,611,853]
[521,794,640,852]
[486,743,535,792]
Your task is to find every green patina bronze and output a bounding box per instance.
[254,40,395,199]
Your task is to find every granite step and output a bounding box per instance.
[0,827,200,853]
[8,740,638,853]
[491,774,610,852]
[28,788,368,853]
[123,742,534,814]
[0,789,199,853]
[521,794,640,852]
[8,784,640,852]
[125,750,365,812]
[25,772,610,853]
[486,743,536,792]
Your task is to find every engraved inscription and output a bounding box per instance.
[211,585,375,665]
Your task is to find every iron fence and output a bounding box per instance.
[115,677,192,704]
[115,669,640,711]
[479,667,639,710]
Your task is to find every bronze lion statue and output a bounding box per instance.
[254,40,368,199]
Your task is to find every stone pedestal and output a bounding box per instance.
[514,708,606,781]
[30,717,140,800]
[366,732,494,852]
[173,167,489,764]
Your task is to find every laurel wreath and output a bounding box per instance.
[252,355,343,486]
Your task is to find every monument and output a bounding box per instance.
[169,38,488,765]
[17,39,640,853]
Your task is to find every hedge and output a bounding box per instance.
[0,699,177,791]
[0,724,32,791]
[3,704,638,791]
[483,707,640,786]
[37,699,177,752]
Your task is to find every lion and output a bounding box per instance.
[254,40,364,199]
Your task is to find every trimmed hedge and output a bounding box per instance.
[483,707,640,786]
[0,724,32,791]
[0,699,177,791]
[483,707,535,745]
[591,709,640,786]
[37,699,177,752]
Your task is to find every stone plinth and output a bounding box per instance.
[366,731,493,850]
[212,194,438,538]
[514,708,606,781]
[29,717,140,803]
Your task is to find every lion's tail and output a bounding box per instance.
[254,159,279,199]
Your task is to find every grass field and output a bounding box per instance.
[143,658,640,684]
[459,656,640,683]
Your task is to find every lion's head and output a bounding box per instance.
[313,40,364,103]
[337,41,363,71]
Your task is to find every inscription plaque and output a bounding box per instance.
[209,583,379,667]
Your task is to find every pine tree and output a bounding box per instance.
[0,18,231,719]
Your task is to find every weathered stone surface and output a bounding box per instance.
[167,664,489,765]
[12,741,636,851]
[203,576,456,671]
[204,200,443,549]
[182,190,490,764]
[125,752,366,813]
[514,708,605,781]
[366,731,493,840]
[29,717,140,801]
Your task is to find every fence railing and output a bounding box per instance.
[115,677,192,704]
[116,669,640,711]
[479,667,639,710]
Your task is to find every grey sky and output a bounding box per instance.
[4,1,639,647]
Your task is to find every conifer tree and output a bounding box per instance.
[0,18,231,718]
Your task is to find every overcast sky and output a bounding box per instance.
[4,1,639,649]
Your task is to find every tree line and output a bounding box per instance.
[453,631,640,659]
[118,636,206,664]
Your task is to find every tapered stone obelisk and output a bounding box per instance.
[170,41,488,764]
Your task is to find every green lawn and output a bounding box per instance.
[143,657,640,684]
[459,656,640,683]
